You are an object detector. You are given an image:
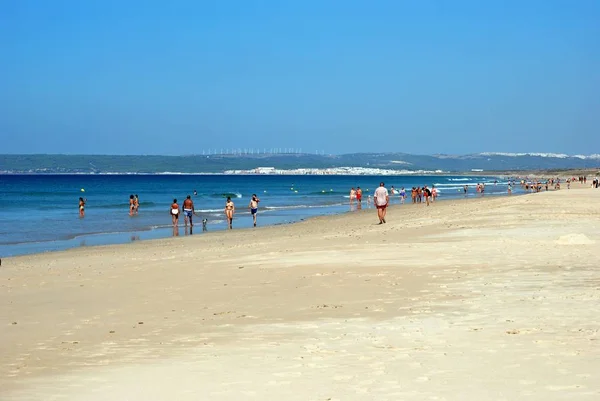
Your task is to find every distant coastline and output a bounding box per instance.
[1,152,599,175]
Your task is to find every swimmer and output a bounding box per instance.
[356,187,363,203]
[79,197,86,218]
[129,195,135,216]
[134,194,139,214]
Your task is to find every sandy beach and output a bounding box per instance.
[1,185,599,401]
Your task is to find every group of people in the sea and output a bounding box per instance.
[77,191,262,231]
[169,193,260,230]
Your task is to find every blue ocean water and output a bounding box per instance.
[0,174,518,257]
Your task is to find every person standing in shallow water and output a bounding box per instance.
[129,195,135,216]
[183,195,195,227]
[374,182,389,224]
[225,196,235,229]
[170,198,179,227]
[78,197,86,218]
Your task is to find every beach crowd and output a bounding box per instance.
[76,175,599,230]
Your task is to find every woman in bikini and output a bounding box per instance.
[129,195,135,216]
[225,196,235,229]
[170,198,179,226]
[79,197,86,218]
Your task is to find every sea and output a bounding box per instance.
[0,174,520,257]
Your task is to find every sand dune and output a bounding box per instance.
[2,186,599,400]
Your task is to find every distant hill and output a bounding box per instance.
[0,153,599,174]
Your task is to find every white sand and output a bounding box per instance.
[1,186,599,400]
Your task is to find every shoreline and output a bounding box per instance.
[3,188,517,259]
[2,184,599,399]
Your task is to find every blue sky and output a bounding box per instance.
[1,0,598,155]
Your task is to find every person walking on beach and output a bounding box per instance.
[225,196,235,229]
[134,194,139,215]
[374,182,389,224]
[129,195,135,216]
[249,194,260,227]
[183,195,195,227]
[78,197,86,218]
[356,187,363,203]
[399,187,406,204]
[349,187,356,202]
[170,198,179,227]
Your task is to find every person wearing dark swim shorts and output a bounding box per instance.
[249,194,260,227]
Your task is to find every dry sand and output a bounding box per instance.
[1,185,599,401]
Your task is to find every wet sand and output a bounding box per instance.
[2,184,599,400]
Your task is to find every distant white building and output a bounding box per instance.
[255,167,276,174]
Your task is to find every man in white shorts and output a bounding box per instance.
[374,182,389,224]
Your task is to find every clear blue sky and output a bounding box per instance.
[1,0,598,155]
